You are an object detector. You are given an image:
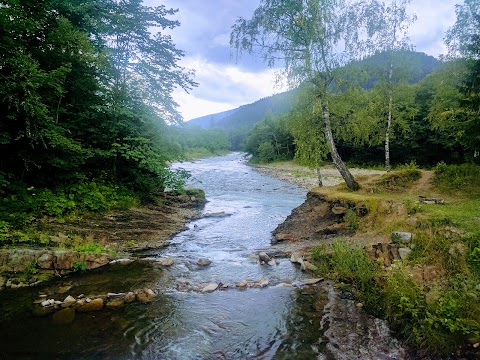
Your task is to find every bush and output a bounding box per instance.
[343,209,360,231]
[0,181,139,245]
[434,162,480,196]
[330,239,378,292]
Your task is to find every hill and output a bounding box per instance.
[186,51,440,149]
[187,108,240,128]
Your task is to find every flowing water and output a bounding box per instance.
[0,153,408,359]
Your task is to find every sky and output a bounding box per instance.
[145,0,461,122]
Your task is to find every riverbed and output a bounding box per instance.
[0,153,407,359]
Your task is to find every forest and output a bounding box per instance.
[0,0,229,241]
[0,0,480,357]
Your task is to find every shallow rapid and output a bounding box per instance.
[0,153,408,359]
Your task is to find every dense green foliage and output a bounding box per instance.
[240,54,478,167]
[0,0,199,237]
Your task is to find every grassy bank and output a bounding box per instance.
[308,164,480,356]
[182,148,230,160]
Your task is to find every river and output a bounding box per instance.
[0,152,407,359]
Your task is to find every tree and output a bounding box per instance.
[362,0,417,171]
[445,0,480,158]
[231,0,386,190]
[286,85,328,186]
[0,0,196,192]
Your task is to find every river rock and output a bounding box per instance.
[398,247,412,260]
[302,278,324,285]
[52,307,76,325]
[110,258,134,265]
[301,261,318,272]
[125,292,135,304]
[157,257,174,267]
[62,295,76,308]
[391,231,412,244]
[258,252,271,264]
[201,283,219,293]
[197,258,212,266]
[77,298,104,312]
[267,259,276,266]
[290,252,303,264]
[106,295,125,309]
[135,288,156,302]
[41,299,55,307]
[252,278,269,288]
[236,280,248,288]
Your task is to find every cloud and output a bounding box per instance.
[175,56,287,121]
[142,0,461,120]
[407,0,458,57]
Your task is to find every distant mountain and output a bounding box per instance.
[187,108,240,128]
[186,51,440,149]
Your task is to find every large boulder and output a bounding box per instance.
[258,252,271,264]
[236,280,248,288]
[301,261,318,272]
[106,294,126,309]
[37,252,55,269]
[290,252,303,264]
[62,295,77,308]
[84,254,111,270]
[252,278,269,288]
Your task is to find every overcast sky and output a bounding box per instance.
[146,0,461,121]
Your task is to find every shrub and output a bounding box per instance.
[434,162,480,196]
[343,209,360,232]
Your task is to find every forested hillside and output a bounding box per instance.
[0,0,201,242]
[239,53,478,168]
[189,51,441,154]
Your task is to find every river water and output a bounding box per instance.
[0,152,408,359]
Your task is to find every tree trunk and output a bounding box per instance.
[385,58,394,172]
[321,99,360,191]
[385,91,392,172]
[316,168,323,187]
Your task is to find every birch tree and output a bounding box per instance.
[231,0,381,190]
[363,0,417,171]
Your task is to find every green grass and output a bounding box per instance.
[308,166,480,355]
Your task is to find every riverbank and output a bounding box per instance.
[251,161,385,189]
[261,161,480,357]
[0,190,206,290]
